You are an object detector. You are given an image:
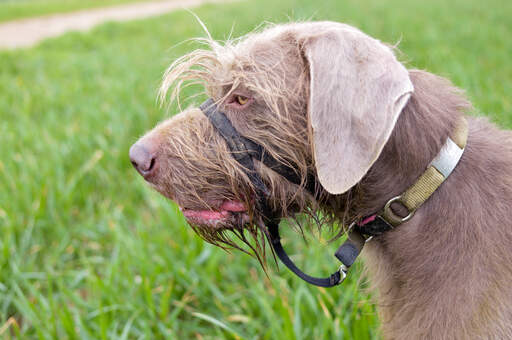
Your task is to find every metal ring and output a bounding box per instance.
[383,195,415,224]
[346,221,356,233]
[338,264,348,282]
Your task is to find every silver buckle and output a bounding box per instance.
[383,195,415,225]
[338,264,348,282]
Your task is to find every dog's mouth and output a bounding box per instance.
[180,200,250,229]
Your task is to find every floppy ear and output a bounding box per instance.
[303,25,413,194]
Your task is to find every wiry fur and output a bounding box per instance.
[132,22,512,339]
[155,24,330,257]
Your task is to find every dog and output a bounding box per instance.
[129,22,512,339]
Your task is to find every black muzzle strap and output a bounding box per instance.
[200,98,363,287]
[200,99,317,195]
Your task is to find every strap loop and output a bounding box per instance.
[267,221,350,287]
[382,195,415,226]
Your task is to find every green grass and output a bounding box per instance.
[0,0,511,338]
[0,0,153,23]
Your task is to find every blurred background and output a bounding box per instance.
[0,0,510,338]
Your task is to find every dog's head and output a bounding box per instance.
[130,21,413,251]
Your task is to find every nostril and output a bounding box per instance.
[147,157,156,172]
[131,160,138,168]
[138,156,156,172]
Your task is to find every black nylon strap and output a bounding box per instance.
[356,215,394,236]
[200,99,269,197]
[199,98,358,287]
[334,230,365,267]
[266,220,344,287]
[200,99,316,195]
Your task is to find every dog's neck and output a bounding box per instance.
[322,70,470,222]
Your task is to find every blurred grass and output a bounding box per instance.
[0,0,153,22]
[0,0,511,338]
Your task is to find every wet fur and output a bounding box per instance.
[137,22,512,339]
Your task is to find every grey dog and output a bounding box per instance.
[130,22,512,339]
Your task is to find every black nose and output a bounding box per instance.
[129,142,157,178]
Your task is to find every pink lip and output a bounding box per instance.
[220,200,246,212]
[181,200,248,226]
[182,210,229,220]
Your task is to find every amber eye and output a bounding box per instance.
[234,95,249,106]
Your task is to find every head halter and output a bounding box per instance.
[200,98,367,287]
[199,98,467,287]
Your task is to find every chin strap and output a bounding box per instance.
[267,219,367,287]
[200,98,468,288]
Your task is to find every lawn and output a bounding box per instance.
[0,0,154,23]
[0,0,511,338]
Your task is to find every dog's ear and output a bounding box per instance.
[302,25,413,194]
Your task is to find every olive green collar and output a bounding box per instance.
[380,116,468,226]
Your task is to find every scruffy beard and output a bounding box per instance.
[177,197,270,268]
[176,189,343,271]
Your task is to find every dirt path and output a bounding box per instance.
[0,0,227,49]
